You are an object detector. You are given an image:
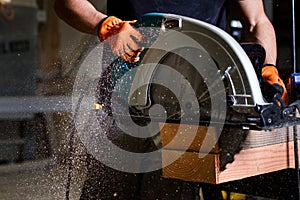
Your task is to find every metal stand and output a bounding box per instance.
[292,0,300,198]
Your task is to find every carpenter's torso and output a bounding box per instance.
[107,0,227,29]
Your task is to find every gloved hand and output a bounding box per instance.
[98,16,143,62]
[261,64,288,105]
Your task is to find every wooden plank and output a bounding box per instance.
[218,141,296,183]
[162,140,300,184]
[160,123,219,153]
[160,123,249,171]
[243,126,294,149]
[160,123,296,151]
[162,149,219,184]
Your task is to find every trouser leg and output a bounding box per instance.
[80,154,142,200]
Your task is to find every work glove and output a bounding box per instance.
[98,16,144,63]
[261,64,288,105]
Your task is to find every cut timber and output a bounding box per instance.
[160,122,300,184]
[219,141,297,183]
[162,150,219,184]
[160,123,219,153]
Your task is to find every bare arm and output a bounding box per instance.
[236,0,277,64]
[54,0,107,35]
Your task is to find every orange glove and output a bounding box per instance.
[98,16,143,62]
[261,64,288,105]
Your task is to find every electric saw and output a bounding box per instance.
[96,13,300,131]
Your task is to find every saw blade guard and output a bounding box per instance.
[126,13,268,116]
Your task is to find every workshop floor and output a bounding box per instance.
[0,159,85,200]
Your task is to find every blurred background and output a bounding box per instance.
[0,0,298,199]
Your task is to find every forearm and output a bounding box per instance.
[236,0,277,65]
[54,0,107,35]
[243,18,277,65]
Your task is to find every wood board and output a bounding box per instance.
[160,122,299,184]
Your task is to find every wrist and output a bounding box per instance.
[263,63,276,68]
[97,16,109,39]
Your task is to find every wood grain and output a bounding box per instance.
[162,149,219,184]
[219,141,297,183]
[160,123,219,153]
[161,122,300,184]
[243,126,294,149]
